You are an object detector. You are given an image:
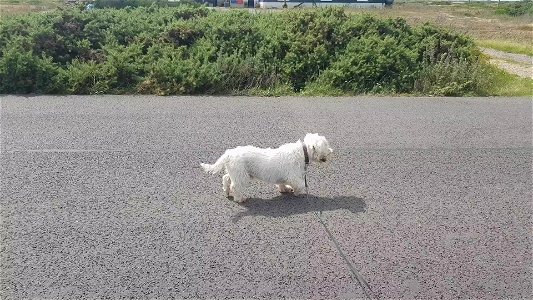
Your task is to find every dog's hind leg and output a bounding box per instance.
[226,166,249,203]
[222,174,232,198]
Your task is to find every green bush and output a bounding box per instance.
[138,43,220,95]
[315,35,418,94]
[0,6,486,95]
[496,0,533,16]
[0,43,61,93]
[215,55,281,93]
[58,60,116,94]
[56,42,146,94]
[413,54,489,96]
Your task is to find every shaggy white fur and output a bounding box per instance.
[200,133,333,203]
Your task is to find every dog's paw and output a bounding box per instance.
[278,184,294,194]
[234,197,247,204]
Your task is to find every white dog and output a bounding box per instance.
[200,133,333,203]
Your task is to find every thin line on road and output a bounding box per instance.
[313,210,378,300]
[3,149,220,153]
[4,146,533,154]
[6,149,125,153]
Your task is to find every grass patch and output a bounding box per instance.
[484,64,533,96]
[246,84,296,97]
[0,0,61,17]
[356,2,532,49]
[477,39,533,56]
[0,0,58,4]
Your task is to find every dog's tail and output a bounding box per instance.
[200,153,228,175]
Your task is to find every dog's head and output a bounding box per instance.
[304,133,333,163]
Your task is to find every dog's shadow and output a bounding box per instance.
[232,194,366,222]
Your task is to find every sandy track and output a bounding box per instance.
[481,48,532,79]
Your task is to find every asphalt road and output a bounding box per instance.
[1,96,531,299]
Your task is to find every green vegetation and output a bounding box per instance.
[482,64,533,96]
[0,6,514,95]
[495,0,533,17]
[477,39,533,56]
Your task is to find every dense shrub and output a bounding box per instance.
[495,0,533,17]
[413,54,489,96]
[0,6,483,95]
[0,43,61,93]
[316,36,418,94]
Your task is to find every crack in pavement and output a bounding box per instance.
[313,209,378,300]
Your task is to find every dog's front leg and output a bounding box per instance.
[231,182,247,203]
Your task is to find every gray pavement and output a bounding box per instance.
[1,96,531,299]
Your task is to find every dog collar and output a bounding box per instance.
[302,143,309,165]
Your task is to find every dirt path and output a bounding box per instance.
[481,48,533,79]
